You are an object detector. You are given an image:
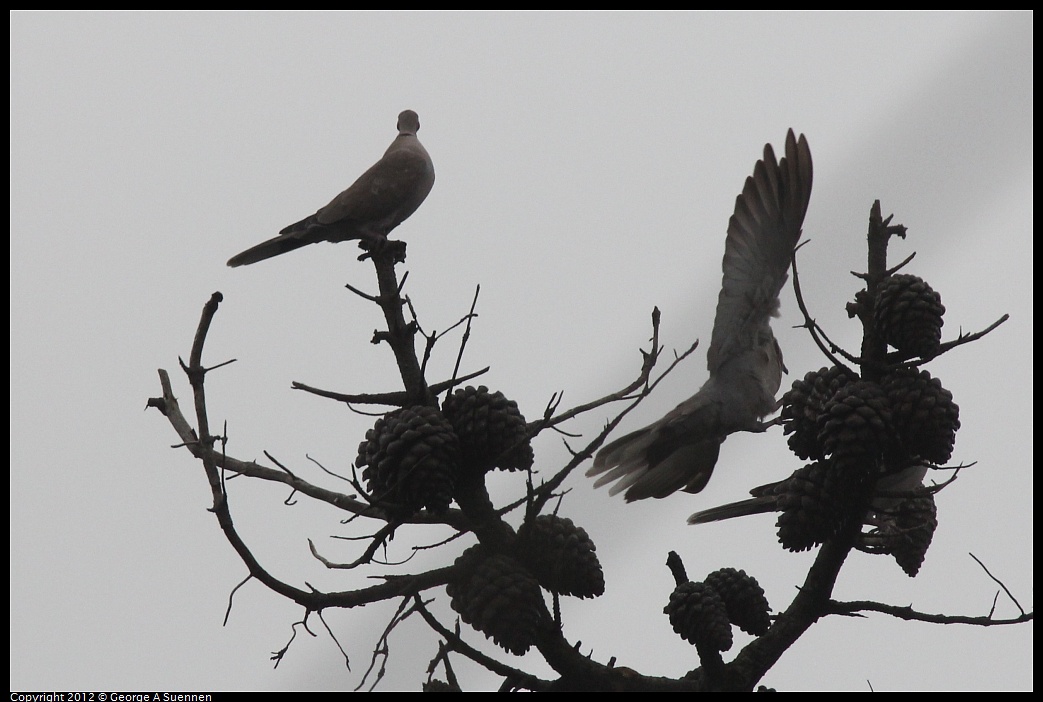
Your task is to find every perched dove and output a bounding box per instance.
[686,461,929,525]
[227,109,435,267]
[587,130,813,501]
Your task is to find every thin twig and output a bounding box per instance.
[308,520,399,570]
[791,243,856,371]
[356,596,416,691]
[291,366,490,406]
[448,284,481,399]
[411,594,551,690]
[344,280,379,302]
[970,553,1026,616]
[825,599,1032,626]
[885,314,1010,365]
[525,308,686,434]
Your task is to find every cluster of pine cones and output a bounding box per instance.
[356,273,956,656]
[446,514,605,654]
[666,273,955,650]
[356,386,604,655]
[664,568,771,654]
[769,273,955,572]
[355,385,534,514]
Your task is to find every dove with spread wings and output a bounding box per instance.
[587,130,813,501]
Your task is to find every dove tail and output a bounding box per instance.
[587,426,657,491]
[227,233,315,267]
[686,495,776,525]
[587,420,722,502]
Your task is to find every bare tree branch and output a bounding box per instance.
[824,599,1032,626]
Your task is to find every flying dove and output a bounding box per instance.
[227,110,435,267]
[587,130,813,501]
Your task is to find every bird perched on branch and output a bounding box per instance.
[227,109,435,267]
[587,130,813,501]
[686,461,928,526]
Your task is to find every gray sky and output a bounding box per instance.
[10,11,1032,692]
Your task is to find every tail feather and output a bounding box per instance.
[588,427,656,491]
[588,421,722,502]
[227,232,315,267]
[687,495,776,524]
[279,214,318,236]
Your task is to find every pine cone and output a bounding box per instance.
[875,274,945,357]
[816,380,894,461]
[772,459,873,552]
[442,386,533,475]
[516,514,605,598]
[889,496,938,576]
[447,546,548,655]
[664,581,733,652]
[703,568,771,636]
[355,405,460,513]
[864,495,938,577]
[781,366,856,460]
[883,368,960,464]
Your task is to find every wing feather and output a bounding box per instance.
[707,131,812,375]
[588,131,813,501]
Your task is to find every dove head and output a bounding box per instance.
[397,110,421,136]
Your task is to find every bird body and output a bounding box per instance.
[686,462,930,525]
[227,110,434,267]
[588,130,813,501]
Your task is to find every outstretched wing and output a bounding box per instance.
[588,130,813,502]
[706,130,812,376]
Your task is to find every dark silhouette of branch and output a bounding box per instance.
[526,306,684,434]
[666,551,688,585]
[356,596,416,691]
[884,313,1010,366]
[528,335,700,514]
[824,600,1032,626]
[307,520,399,570]
[270,617,318,669]
[291,366,490,407]
[368,242,430,406]
[412,595,551,691]
[969,552,1028,616]
[150,162,1031,689]
[791,241,859,371]
[153,300,477,615]
[448,285,482,398]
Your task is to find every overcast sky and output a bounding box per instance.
[11,11,1032,692]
